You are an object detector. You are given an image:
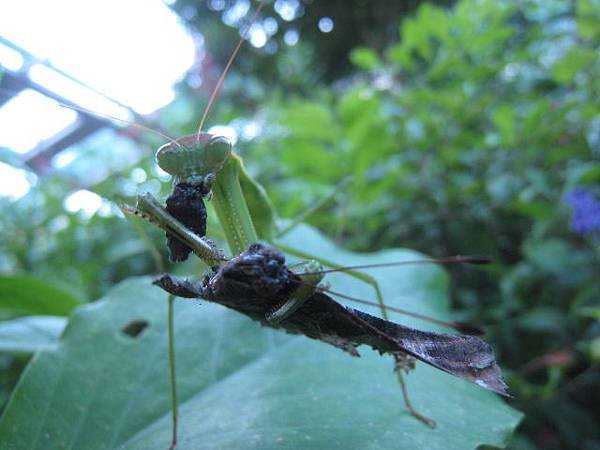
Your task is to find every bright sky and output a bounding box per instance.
[0,0,195,114]
[0,0,333,209]
[0,0,196,202]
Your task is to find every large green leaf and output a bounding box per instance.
[0,225,522,449]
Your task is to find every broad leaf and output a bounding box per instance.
[0,225,522,449]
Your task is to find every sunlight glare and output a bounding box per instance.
[284,29,299,46]
[274,0,300,22]
[130,167,147,183]
[263,17,279,36]
[318,17,334,33]
[63,189,104,218]
[0,42,24,71]
[222,0,250,26]
[0,0,195,114]
[52,148,79,169]
[0,90,77,154]
[29,64,131,122]
[0,162,36,200]
[207,125,238,146]
[248,23,268,48]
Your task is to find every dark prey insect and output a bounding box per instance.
[154,243,508,397]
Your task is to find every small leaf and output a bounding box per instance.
[577,0,600,40]
[280,101,339,141]
[0,275,82,316]
[522,239,572,275]
[576,306,600,320]
[516,307,566,333]
[588,337,600,362]
[349,47,382,71]
[492,105,516,144]
[551,47,596,84]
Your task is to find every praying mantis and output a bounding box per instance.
[123,121,508,448]
[0,4,518,450]
[118,3,506,448]
[119,9,509,438]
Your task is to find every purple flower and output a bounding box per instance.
[564,188,600,234]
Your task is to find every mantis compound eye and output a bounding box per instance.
[155,141,185,177]
[204,135,231,169]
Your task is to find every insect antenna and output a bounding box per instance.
[294,255,490,334]
[196,0,266,137]
[319,286,484,335]
[0,86,183,148]
[55,103,182,147]
[300,255,492,277]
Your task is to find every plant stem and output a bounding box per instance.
[168,294,178,450]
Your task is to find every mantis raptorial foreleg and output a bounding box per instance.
[121,192,224,265]
[124,137,323,323]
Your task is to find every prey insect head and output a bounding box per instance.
[156,133,232,187]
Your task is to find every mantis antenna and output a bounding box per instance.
[56,103,182,148]
[0,86,182,148]
[300,255,492,276]
[196,0,266,137]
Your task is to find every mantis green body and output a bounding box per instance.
[123,132,435,430]
[128,133,327,321]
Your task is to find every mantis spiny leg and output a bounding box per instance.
[122,192,224,265]
[167,294,178,450]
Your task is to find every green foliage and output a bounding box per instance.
[243,0,599,447]
[0,226,521,450]
[350,47,382,71]
[0,275,81,316]
[0,144,174,302]
[0,0,598,447]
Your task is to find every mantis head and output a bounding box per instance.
[156,133,232,188]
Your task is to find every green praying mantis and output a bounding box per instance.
[106,3,506,448]
[122,120,508,447]
[121,64,510,450]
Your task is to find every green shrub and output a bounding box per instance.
[248,0,600,447]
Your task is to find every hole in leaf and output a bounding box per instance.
[121,319,149,338]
